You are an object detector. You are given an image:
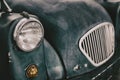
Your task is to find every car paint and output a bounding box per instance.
[0,0,120,80]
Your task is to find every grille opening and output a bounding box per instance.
[79,22,115,66]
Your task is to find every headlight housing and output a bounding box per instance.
[14,17,44,52]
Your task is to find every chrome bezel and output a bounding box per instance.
[13,17,44,52]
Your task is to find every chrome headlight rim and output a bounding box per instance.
[13,17,44,52]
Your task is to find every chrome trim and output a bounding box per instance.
[79,22,115,67]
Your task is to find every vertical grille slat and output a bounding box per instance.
[97,29,103,62]
[87,35,92,59]
[96,29,101,62]
[109,25,113,55]
[85,38,88,54]
[102,26,107,59]
[105,25,110,57]
[90,33,95,61]
[95,30,100,63]
[99,27,105,61]
[79,22,115,66]
[86,36,90,57]
[92,31,97,63]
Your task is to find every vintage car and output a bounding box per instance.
[0,0,120,80]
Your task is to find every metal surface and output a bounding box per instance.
[26,64,38,78]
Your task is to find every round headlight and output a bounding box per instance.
[14,18,44,52]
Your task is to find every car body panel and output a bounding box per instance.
[0,0,119,80]
[6,0,113,78]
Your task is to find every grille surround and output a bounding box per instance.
[79,22,115,67]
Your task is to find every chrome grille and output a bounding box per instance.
[79,22,115,66]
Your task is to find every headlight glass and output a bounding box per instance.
[14,18,44,52]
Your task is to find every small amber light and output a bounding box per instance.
[26,64,38,78]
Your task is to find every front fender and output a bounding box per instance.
[0,13,23,80]
[0,13,48,80]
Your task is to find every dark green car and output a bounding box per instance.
[0,0,120,80]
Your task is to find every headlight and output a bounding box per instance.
[14,17,44,52]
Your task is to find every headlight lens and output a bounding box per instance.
[14,18,44,52]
